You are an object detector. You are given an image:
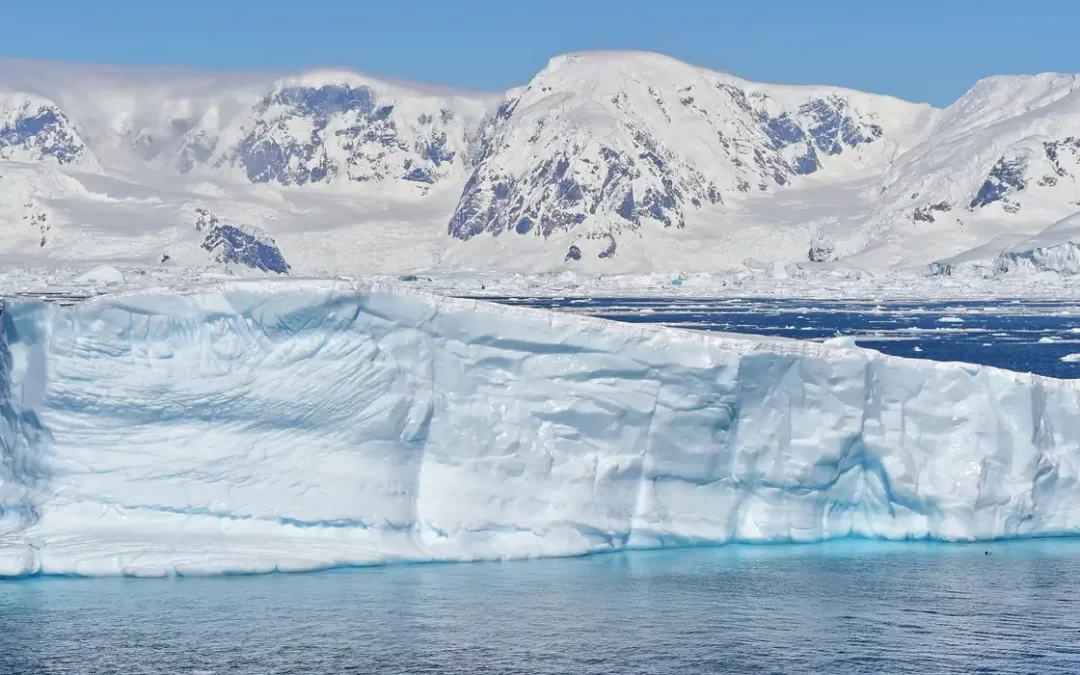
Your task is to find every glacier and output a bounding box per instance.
[3,281,1080,578]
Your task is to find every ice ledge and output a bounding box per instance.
[2,280,1080,577]
[53,277,1071,386]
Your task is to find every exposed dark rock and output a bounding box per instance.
[597,235,617,259]
[924,262,953,277]
[808,237,836,262]
[196,210,290,274]
[229,83,458,188]
[0,106,87,164]
[912,201,952,223]
[970,156,1028,208]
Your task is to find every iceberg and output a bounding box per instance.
[3,281,1080,577]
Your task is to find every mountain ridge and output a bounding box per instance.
[2,51,1079,277]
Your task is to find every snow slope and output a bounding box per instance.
[4,54,1080,276]
[992,211,1080,274]
[859,74,1080,269]
[3,282,1080,577]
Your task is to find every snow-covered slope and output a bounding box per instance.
[991,211,1080,274]
[5,54,1080,276]
[854,74,1080,269]
[3,282,1080,577]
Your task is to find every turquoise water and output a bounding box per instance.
[3,540,1079,674]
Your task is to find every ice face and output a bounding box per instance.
[2,281,1079,577]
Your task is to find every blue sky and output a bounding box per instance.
[5,0,1080,106]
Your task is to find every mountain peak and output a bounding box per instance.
[447,52,926,261]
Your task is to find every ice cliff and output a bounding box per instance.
[3,282,1080,577]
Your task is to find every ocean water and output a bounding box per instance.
[479,297,1080,378]
[2,541,1080,674]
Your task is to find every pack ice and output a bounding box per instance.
[2,282,1079,577]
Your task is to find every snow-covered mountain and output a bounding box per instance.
[3,53,1080,277]
[448,52,930,262]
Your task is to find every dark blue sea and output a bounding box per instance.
[3,541,1079,674]
[477,296,1080,378]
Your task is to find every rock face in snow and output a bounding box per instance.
[201,224,290,274]
[0,95,92,166]
[880,75,1080,228]
[192,207,290,274]
[448,53,922,257]
[212,80,481,188]
[3,282,1080,577]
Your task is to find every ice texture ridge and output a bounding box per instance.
[2,281,1080,577]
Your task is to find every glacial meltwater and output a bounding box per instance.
[3,541,1080,674]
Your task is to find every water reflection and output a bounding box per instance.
[2,541,1079,674]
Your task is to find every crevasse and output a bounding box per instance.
[1,281,1079,577]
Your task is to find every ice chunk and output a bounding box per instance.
[3,280,1080,578]
[73,265,124,286]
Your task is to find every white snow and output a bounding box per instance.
[3,281,1080,577]
[1061,353,1080,362]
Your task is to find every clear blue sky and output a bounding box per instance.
[5,0,1080,106]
